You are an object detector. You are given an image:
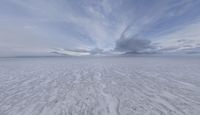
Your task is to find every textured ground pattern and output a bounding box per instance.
[0,57,200,115]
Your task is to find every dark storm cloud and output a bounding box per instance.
[115,37,154,53]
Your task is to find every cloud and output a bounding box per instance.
[50,48,90,56]
[115,36,154,53]
[90,48,103,55]
[1,0,200,56]
[153,20,200,53]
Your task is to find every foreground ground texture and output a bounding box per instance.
[0,57,200,115]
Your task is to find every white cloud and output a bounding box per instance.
[153,20,200,52]
[0,0,200,56]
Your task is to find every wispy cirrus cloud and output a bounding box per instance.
[153,19,200,53]
[0,0,200,56]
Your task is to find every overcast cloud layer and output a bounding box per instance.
[1,0,200,56]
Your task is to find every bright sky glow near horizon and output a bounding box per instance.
[0,0,200,56]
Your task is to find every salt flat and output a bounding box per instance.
[0,57,200,115]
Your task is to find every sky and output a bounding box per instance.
[0,0,200,56]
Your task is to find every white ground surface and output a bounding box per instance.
[0,57,200,115]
